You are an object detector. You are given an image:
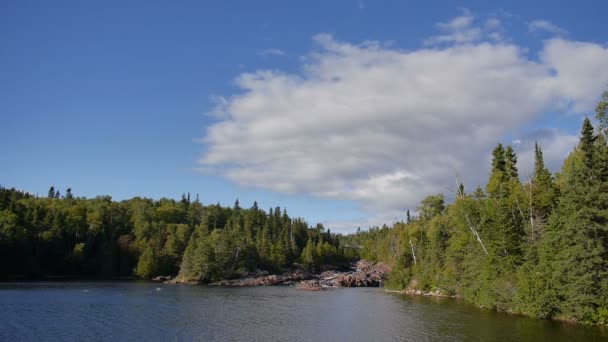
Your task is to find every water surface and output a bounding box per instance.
[0,282,606,341]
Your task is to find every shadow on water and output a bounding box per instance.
[387,293,608,342]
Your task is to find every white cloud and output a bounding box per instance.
[425,9,481,45]
[424,10,508,46]
[540,39,608,112]
[200,14,608,232]
[529,20,568,35]
[258,48,286,57]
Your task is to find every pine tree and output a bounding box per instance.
[473,186,485,199]
[537,119,608,323]
[580,117,596,175]
[65,188,73,199]
[530,142,557,236]
[505,145,519,180]
[48,186,55,198]
[534,142,545,174]
[487,144,507,197]
[491,143,506,173]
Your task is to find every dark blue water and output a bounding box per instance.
[0,282,606,341]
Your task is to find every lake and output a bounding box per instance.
[0,282,606,341]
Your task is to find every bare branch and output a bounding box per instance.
[464,212,488,255]
[409,239,417,265]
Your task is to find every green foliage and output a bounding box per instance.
[596,89,608,139]
[416,194,445,220]
[349,93,608,325]
[135,246,157,278]
[505,145,519,180]
[0,186,352,281]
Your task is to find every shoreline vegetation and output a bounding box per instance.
[2,93,608,326]
[0,188,358,284]
[341,90,608,326]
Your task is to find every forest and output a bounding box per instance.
[0,187,354,282]
[344,91,608,325]
[2,92,608,325]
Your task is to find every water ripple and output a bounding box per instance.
[0,283,606,341]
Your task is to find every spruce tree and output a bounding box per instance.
[538,119,608,323]
[487,144,507,197]
[580,117,596,175]
[531,142,557,234]
[505,145,519,180]
[534,142,545,174]
[491,143,506,173]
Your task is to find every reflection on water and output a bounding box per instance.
[0,283,606,341]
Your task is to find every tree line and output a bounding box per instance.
[342,91,608,325]
[0,189,354,282]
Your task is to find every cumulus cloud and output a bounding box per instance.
[540,39,608,112]
[529,20,568,35]
[199,14,608,231]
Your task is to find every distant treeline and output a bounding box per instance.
[342,91,608,325]
[0,188,355,282]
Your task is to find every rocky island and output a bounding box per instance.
[163,260,390,291]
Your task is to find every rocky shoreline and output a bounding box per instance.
[161,260,391,291]
[385,288,455,298]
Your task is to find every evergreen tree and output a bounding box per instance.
[48,186,55,199]
[580,117,596,175]
[487,144,507,197]
[530,142,557,238]
[505,145,519,180]
[534,142,546,174]
[538,119,608,323]
[491,143,506,173]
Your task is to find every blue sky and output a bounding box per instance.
[2,1,608,232]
